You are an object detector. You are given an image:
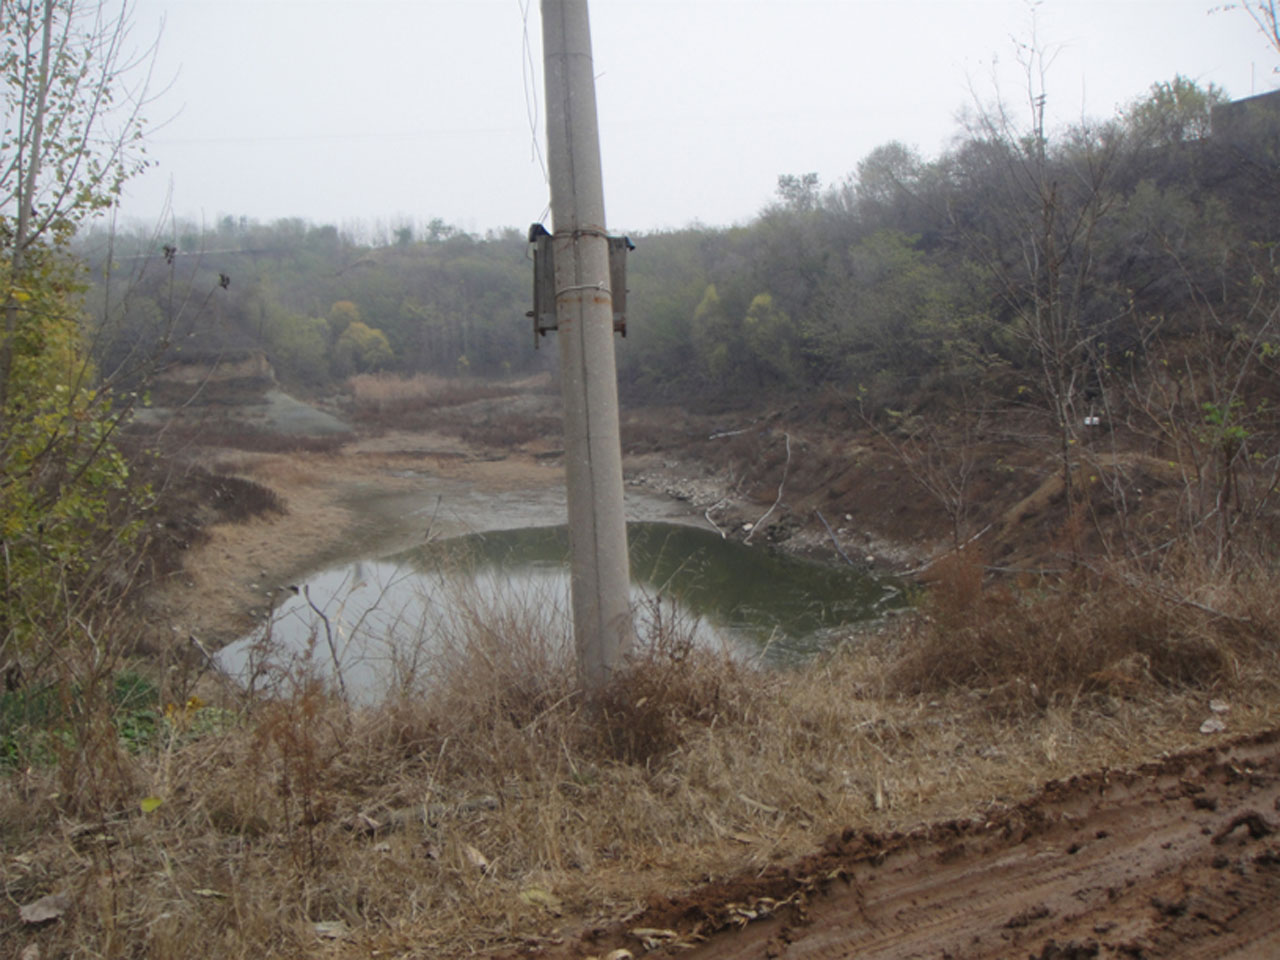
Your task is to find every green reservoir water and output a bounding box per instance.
[217,521,903,697]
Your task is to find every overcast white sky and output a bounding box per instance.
[118,0,1277,236]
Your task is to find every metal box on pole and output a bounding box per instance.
[529,229,631,348]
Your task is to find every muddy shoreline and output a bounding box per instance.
[140,387,946,656]
[144,429,717,651]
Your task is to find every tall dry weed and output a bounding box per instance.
[590,627,763,767]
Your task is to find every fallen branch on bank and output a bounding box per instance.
[815,509,853,565]
[704,498,729,539]
[1083,560,1254,626]
[900,522,995,576]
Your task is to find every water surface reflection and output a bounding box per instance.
[216,522,903,698]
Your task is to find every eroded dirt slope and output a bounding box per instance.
[538,730,1280,960]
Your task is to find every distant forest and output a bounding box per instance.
[82,77,1280,411]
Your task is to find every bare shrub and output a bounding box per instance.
[620,414,668,453]
[590,640,761,767]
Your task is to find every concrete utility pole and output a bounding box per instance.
[540,0,633,688]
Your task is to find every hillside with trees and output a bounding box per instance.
[77,72,1280,575]
[85,75,1279,419]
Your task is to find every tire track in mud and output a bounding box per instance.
[535,730,1280,960]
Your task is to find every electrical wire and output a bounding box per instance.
[519,0,550,189]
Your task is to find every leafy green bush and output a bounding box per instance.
[1,671,161,769]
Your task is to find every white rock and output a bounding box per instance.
[1199,716,1226,735]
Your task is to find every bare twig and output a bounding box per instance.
[900,522,996,577]
[303,585,348,701]
[424,494,443,542]
[744,432,790,545]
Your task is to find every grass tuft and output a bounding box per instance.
[591,631,762,767]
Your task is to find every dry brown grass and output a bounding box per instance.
[892,549,1277,715]
[452,414,561,451]
[347,372,456,411]
[348,374,531,419]
[5,575,1279,960]
[344,374,563,449]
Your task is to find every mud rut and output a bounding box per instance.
[536,730,1280,960]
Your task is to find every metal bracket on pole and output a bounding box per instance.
[527,227,632,349]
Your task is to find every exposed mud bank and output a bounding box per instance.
[624,452,931,571]
[143,387,1156,657]
[144,428,710,651]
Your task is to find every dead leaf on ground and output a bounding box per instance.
[463,843,490,872]
[629,927,679,950]
[20,893,70,925]
[518,885,563,914]
[313,920,350,940]
[347,811,383,835]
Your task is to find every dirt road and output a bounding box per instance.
[547,730,1280,960]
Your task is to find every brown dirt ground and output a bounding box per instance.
[144,428,570,649]
[525,729,1280,960]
